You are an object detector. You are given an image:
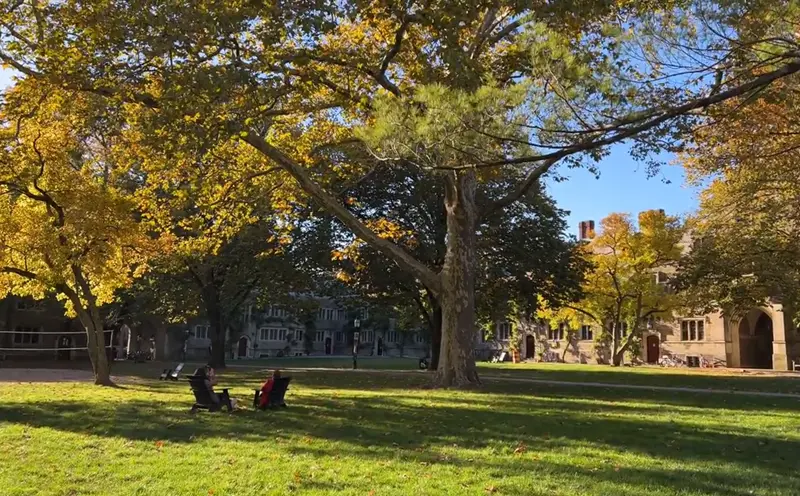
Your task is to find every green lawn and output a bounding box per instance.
[1,368,799,495]
[481,362,800,394]
[220,356,800,394]
[229,356,421,370]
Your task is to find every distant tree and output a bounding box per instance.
[333,164,586,369]
[677,79,800,320]
[0,84,151,385]
[542,211,683,365]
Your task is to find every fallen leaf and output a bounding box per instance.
[368,491,376,496]
[614,466,621,472]
[207,490,215,496]
[485,485,498,494]
[513,441,527,455]
[293,471,302,483]
[155,441,165,449]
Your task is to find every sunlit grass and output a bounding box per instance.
[1,369,798,495]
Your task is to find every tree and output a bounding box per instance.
[677,77,800,319]
[332,164,586,369]
[0,84,150,385]
[541,211,684,366]
[3,1,799,386]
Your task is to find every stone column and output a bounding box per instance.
[772,307,790,370]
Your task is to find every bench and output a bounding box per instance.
[188,375,232,413]
[253,377,291,410]
[160,362,184,381]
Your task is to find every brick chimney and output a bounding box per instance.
[578,220,595,241]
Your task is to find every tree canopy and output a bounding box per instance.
[677,75,800,319]
[2,0,799,385]
[540,211,684,365]
[0,83,152,384]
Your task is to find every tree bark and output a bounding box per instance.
[427,289,442,371]
[74,305,113,385]
[435,171,480,387]
[612,323,623,366]
[61,268,114,386]
[203,291,227,368]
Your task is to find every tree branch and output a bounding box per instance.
[242,130,442,295]
[484,157,557,216]
[0,266,37,279]
[445,56,800,171]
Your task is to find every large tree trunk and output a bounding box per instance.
[77,306,113,386]
[205,298,227,368]
[612,325,623,366]
[63,269,113,386]
[197,276,228,369]
[427,290,443,371]
[436,171,480,387]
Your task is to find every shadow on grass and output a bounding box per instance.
[2,367,800,493]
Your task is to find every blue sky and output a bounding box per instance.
[0,70,699,232]
[545,148,700,237]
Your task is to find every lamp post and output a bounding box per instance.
[353,319,361,370]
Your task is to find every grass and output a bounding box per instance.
[481,362,800,394]
[221,356,800,394]
[1,367,799,495]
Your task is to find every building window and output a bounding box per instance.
[194,325,209,339]
[318,308,340,321]
[335,331,344,343]
[260,328,287,341]
[386,331,399,343]
[580,325,593,341]
[315,331,324,342]
[13,327,39,344]
[497,322,511,341]
[268,306,286,318]
[680,319,705,341]
[548,324,565,341]
[415,332,425,344]
[361,331,374,343]
[616,322,628,337]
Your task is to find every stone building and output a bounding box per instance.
[481,219,799,370]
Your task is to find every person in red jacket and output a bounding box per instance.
[258,369,281,409]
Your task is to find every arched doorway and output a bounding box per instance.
[646,335,659,363]
[237,336,248,358]
[525,335,535,359]
[57,336,72,361]
[738,310,773,369]
[324,337,332,355]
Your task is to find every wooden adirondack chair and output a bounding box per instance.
[188,375,232,413]
[160,362,185,381]
[253,377,292,410]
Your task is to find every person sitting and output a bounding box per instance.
[194,365,238,410]
[258,369,282,409]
